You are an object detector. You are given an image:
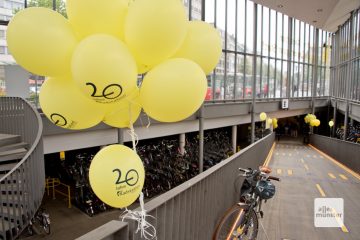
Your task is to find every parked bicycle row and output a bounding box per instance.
[47,128,233,214]
[335,122,360,143]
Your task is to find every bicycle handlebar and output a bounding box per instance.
[268,176,280,181]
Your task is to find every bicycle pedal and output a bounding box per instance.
[260,211,264,218]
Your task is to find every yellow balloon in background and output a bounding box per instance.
[260,112,267,121]
[72,34,138,104]
[272,118,278,126]
[89,145,145,208]
[7,7,77,77]
[39,77,105,130]
[310,119,320,127]
[140,58,207,123]
[173,21,222,75]
[329,120,334,127]
[267,118,273,125]
[125,0,188,66]
[104,88,142,128]
[67,0,129,41]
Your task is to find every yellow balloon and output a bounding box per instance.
[329,120,334,127]
[67,0,129,41]
[72,34,138,104]
[104,89,142,128]
[173,21,222,75]
[125,0,188,66]
[267,118,273,125]
[310,119,319,127]
[7,7,77,77]
[39,77,105,130]
[272,118,278,126]
[260,112,267,121]
[89,145,145,208]
[140,58,207,122]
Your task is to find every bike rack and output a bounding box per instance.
[45,178,72,208]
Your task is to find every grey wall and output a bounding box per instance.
[4,65,30,99]
[78,133,275,240]
[42,98,328,154]
[310,134,360,173]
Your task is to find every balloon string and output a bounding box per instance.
[121,193,157,239]
[122,104,157,239]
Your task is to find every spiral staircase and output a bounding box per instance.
[0,97,44,240]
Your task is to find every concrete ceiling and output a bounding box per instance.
[251,0,360,32]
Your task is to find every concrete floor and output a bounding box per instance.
[257,139,360,240]
[20,137,360,240]
[19,195,140,240]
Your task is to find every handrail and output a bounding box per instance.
[0,96,44,240]
[0,97,43,181]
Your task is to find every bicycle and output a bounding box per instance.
[213,166,280,240]
[27,207,51,236]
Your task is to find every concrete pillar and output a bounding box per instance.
[199,105,204,173]
[232,125,237,154]
[179,133,186,156]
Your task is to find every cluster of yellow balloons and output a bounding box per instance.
[7,0,222,208]
[305,114,320,127]
[7,0,222,129]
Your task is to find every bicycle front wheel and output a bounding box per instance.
[213,204,258,240]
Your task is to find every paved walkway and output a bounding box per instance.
[258,139,360,240]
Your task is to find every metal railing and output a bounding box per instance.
[0,97,44,240]
[78,133,275,240]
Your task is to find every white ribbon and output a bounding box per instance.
[120,192,157,239]
[119,105,156,239]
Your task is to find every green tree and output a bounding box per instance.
[14,0,67,18]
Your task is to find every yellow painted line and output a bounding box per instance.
[287,169,293,176]
[263,142,276,167]
[277,169,282,175]
[304,164,309,171]
[331,208,349,233]
[328,173,336,179]
[339,174,348,180]
[316,184,326,197]
[301,159,304,164]
[309,144,360,181]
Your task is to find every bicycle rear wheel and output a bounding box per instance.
[213,204,258,240]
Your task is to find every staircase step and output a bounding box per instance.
[0,142,28,152]
[0,148,27,162]
[0,134,21,148]
[0,163,17,174]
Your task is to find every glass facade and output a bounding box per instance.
[201,0,331,101]
[330,8,360,102]
[1,0,333,105]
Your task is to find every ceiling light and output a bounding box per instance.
[277,4,283,8]
[313,20,317,23]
